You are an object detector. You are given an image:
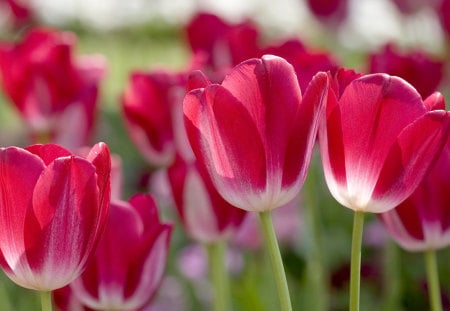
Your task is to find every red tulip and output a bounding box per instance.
[318,69,450,213]
[261,38,339,92]
[380,134,450,251]
[184,55,327,212]
[70,194,172,311]
[305,0,349,27]
[185,12,260,77]
[438,0,450,39]
[1,0,33,28]
[368,43,444,98]
[168,155,246,243]
[0,27,106,148]
[122,69,193,167]
[0,142,111,291]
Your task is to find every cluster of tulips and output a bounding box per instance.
[1,0,450,310]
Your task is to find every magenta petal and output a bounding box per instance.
[184,85,267,211]
[372,110,450,213]
[25,144,72,165]
[0,148,44,281]
[186,70,211,92]
[424,92,446,111]
[25,156,99,290]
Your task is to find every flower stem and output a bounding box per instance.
[259,211,292,311]
[40,291,53,311]
[206,240,230,311]
[381,240,401,311]
[425,249,442,311]
[349,210,365,311]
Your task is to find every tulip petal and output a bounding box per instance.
[370,110,450,213]
[0,147,44,282]
[24,156,99,290]
[25,144,72,165]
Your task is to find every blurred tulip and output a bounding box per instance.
[319,70,450,213]
[261,38,339,92]
[368,43,444,98]
[185,12,260,78]
[70,194,172,311]
[122,69,193,167]
[0,27,106,148]
[0,142,111,291]
[380,134,450,252]
[168,155,246,243]
[0,0,33,28]
[305,0,349,27]
[438,0,450,40]
[184,55,327,212]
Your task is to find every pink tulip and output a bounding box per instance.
[122,69,193,167]
[380,134,450,251]
[0,142,111,291]
[0,27,106,148]
[70,194,172,311]
[184,55,327,212]
[185,12,260,75]
[318,69,450,213]
[368,43,444,98]
[168,155,246,243]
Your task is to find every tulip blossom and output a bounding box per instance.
[380,132,450,252]
[437,0,450,39]
[319,70,450,214]
[368,43,444,98]
[305,0,349,27]
[70,194,172,311]
[0,142,111,291]
[122,69,193,167]
[261,38,339,92]
[0,0,33,28]
[184,55,327,212]
[0,27,106,148]
[168,155,246,243]
[185,12,260,76]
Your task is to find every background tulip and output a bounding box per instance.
[0,142,110,291]
[69,194,172,311]
[0,27,106,148]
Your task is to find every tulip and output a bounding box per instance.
[184,55,328,311]
[168,155,246,244]
[318,69,450,311]
[368,43,444,98]
[122,69,193,167]
[0,27,106,148]
[380,133,450,311]
[0,142,110,293]
[70,194,172,311]
[185,12,260,76]
[305,0,349,27]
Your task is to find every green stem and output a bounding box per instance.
[425,249,442,311]
[349,210,365,311]
[206,240,230,311]
[40,291,53,311]
[381,240,401,311]
[259,211,292,311]
[303,159,328,311]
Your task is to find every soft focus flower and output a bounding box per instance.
[261,38,339,92]
[380,133,450,252]
[122,69,192,167]
[390,0,439,15]
[185,12,260,79]
[368,43,444,98]
[305,0,349,27]
[168,155,246,243]
[70,194,172,311]
[437,0,450,39]
[318,69,450,213]
[0,142,111,291]
[0,0,33,29]
[0,27,106,148]
[183,55,327,212]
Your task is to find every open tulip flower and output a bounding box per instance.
[318,69,450,311]
[184,55,328,311]
[0,27,106,148]
[0,142,111,293]
[184,55,327,213]
[69,194,172,311]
